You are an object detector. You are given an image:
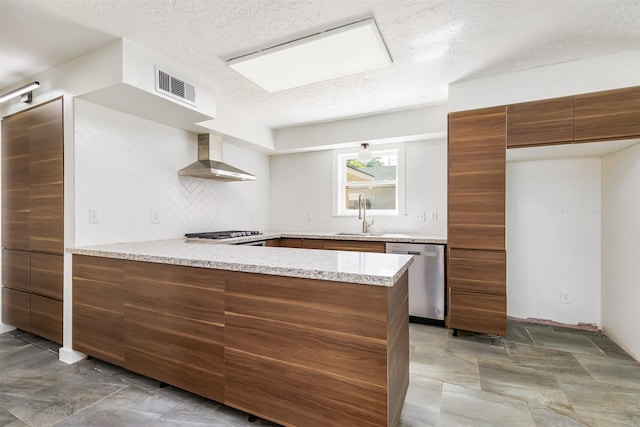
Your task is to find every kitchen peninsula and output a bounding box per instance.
[69,239,413,427]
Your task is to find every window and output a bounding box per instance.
[333,144,405,216]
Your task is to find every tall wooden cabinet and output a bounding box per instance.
[1,98,64,344]
[448,86,640,336]
[447,106,507,336]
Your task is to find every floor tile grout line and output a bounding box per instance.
[49,384,131,426]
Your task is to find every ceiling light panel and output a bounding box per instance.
[227,19,392,93]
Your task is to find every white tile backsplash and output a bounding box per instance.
[74,99,269,246]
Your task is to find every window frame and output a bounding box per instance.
[332,143,406,217]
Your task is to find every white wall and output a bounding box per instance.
[275,104,448,152]
[449,49,640,112]
[74,99,269,246]
[506,158,602,325]
[601,143,640,360]
[269,139,447,236]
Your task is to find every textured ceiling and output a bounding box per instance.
[1,0,639,129]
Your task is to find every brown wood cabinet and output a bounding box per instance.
[1,287,30,331]
[448,106,506,252]
[73,255,125,365]
[447,85,640,336]
[507,96,573,147]
[447,106,507,335]
[2,250,31,292]
[30,294,62,343]
[225,270,408,426]
[448,249,506,335]
[266,237,384,253]
[124,261,226,403]
[574,86,640,142]
[1,98,64,344]
[73,255,409,427]
[322,239,385,253]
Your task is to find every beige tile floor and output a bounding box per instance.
[1,320,639,426]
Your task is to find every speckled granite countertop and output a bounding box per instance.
[68,238,414,287]
[189,230,447,245]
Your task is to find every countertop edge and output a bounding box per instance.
[68,243,413,287]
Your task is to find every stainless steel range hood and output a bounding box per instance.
[178,134,256,181]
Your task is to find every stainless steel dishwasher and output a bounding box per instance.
[386,243,445,325]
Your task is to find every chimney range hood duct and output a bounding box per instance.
[178,134,256,182]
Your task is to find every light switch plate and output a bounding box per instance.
[88,209,99,224]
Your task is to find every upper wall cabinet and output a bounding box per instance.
[507,97,574,148]
[574,86,640,143]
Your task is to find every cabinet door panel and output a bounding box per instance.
[73,255,125,365]
[574,86,640,142]
[507,97,573,147]
[2,114,30,251]
[28,99,64,254]
[448,249,506,294]
[125,307,225,403]
[30,253,63,300]
[30,294,62,344]
[449,289,506,335]
[2,287,30,331]
[448,107,506,251]
[2,249,31,292]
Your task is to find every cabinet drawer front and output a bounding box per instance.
[574,86,640,142]
[448,249,506,294]
[302,238,324,249]
[449,289,506,335]
[1,287,30,331]
[322,239,385,253]
[507,97,574,147]
[279,238,303,248]
[447,225,504,251]
[31,253,63,300]
[30,294,63,344]
[2,249,31,291]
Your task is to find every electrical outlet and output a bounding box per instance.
[431,210,438,221]
[151,209,160,224]
[560,292,571,304]
[307,212,313,221]
[88,209,99,224]
[416,211,426,222]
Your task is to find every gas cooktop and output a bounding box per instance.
[185,230,262,240]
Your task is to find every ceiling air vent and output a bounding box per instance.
[155,67,196,106]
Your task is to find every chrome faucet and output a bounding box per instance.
[358,194,374,233]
